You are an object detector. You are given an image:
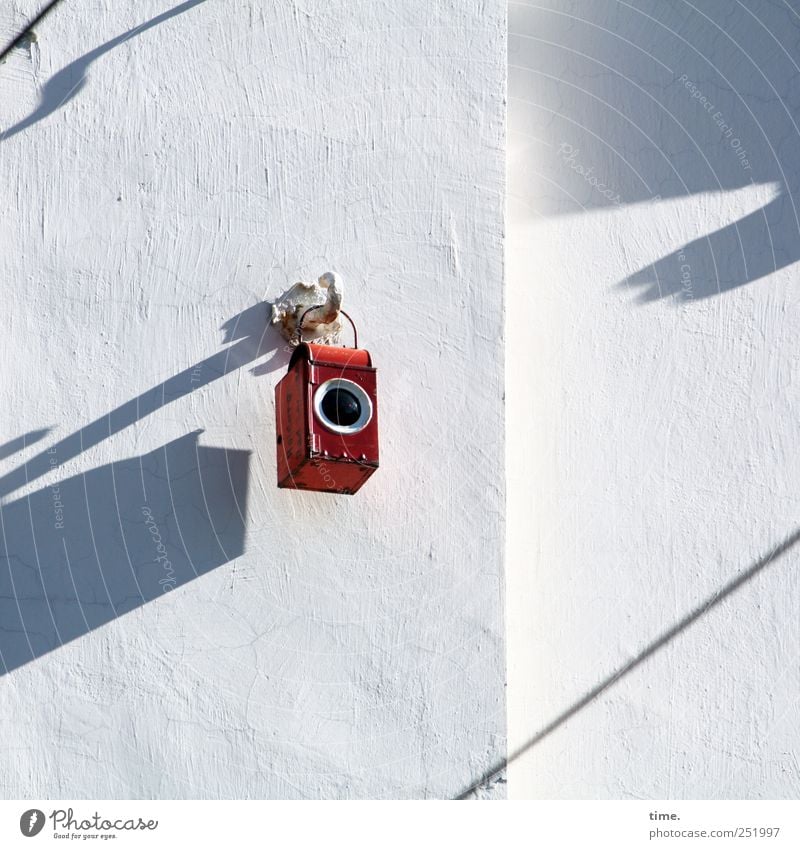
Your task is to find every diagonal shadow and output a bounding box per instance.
[0,302,288,502]
[0,430,249,675]
[0,302,287,675]
[456,524,800,799]
[0,429,50,462]
[621,192,799,302]
[1,0,207,142]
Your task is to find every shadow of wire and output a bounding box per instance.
[1,0,207,141]
[456,524,800,799]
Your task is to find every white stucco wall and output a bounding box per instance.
[0,0,505,799]
[508,0,800,798]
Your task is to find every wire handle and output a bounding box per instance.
[296,307,359,349]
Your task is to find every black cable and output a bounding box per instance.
[0,0,65,64]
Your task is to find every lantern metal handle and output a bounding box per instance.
[296,307,359,349]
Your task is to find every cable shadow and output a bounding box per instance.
[1,0,207,142]
[456,524,800,799]
[0,302,289,502]
[0,430,249,675]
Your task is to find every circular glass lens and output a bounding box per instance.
[320,387,362,427]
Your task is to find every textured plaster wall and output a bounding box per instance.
[508,0,800,798]
[0,0,505,798]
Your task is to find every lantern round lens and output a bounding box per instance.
[321,387,361,427]
[314,379,373,434]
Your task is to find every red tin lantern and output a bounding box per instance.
[275,343,379,494]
